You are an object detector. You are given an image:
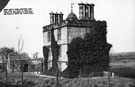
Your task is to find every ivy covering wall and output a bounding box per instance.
[43,27,59,75]
[65,21,112,78]
[49,27,59,73]
[43,46,49,74]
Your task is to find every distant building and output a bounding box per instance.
[43,3,110,72]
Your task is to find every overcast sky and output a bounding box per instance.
[0,0,135,57]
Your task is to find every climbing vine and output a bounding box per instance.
[66,21,112,78]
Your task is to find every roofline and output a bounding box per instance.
[43,20,96,32]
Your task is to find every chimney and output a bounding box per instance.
[85,3,90,18]
[50,12,63,24]
[78,2,84,19]
[90,3,95,20]
[55,12,58,24]
[58,12,63,24]
[78,2,95,20]
[50,12,54,24]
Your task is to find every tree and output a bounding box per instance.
[0,47,17,63]
[0,47,17,85]
[20,52,30,60]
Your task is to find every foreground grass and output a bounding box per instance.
[0,60,135,87]
[0,76,135,87]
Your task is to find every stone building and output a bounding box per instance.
[43,3,111,72]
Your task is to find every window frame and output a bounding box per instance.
[59,45,62,57]
[47,31,51,42]
[57,28,61,41]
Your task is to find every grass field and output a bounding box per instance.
[0,67,135,87]
[110,56,135,78]
[0,52,135,87]
[0,75,135,87]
